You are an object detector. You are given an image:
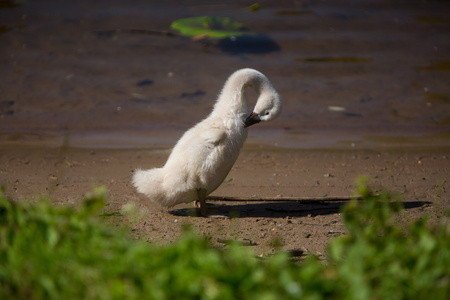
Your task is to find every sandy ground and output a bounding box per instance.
[1,144,448,257]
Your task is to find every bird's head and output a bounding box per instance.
[244,91,282,128]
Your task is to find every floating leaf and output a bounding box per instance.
[415,16,450,23]
[415,60,450,71]
[276,10,314,16]
[295,57,373,63]
[246,3,260,12]
[170,16,250,39]
[423,92,450,104]
[0,26,11,34]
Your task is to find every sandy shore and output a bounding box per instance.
[1,144,448,256]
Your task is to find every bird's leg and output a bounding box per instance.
[195,188,208,217]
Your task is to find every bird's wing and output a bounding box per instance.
[163,123,228,191]
[201,126,227,148]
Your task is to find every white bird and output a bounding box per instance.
[132,68,282,216]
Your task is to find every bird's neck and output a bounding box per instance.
[212,70,267,119]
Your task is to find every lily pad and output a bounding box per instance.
[170,16,250,39]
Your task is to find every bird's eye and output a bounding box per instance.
[264,110,270,116]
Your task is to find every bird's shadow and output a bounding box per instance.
[169,199,432,218]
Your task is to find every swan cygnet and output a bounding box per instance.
[132,68,282,216]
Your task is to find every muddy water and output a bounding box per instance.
[1,0,449,149]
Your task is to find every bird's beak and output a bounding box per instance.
[244,112,261,128]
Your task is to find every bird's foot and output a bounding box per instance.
[194,199,208,217]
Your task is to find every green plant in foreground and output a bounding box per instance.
[328,178,450,299]
[0,188,307,300]
[0,179,449,300]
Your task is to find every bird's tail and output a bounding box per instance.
[132,168,165,201]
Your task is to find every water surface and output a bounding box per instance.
[1,0,449,149]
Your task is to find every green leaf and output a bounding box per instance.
[246,3,260,12]
[170,16,250,39]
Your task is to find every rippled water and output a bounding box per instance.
[1,0,449,149]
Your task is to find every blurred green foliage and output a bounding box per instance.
[0,179,449,299]
[328,177,450,299]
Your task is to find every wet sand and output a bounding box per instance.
[2,144,448,256]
